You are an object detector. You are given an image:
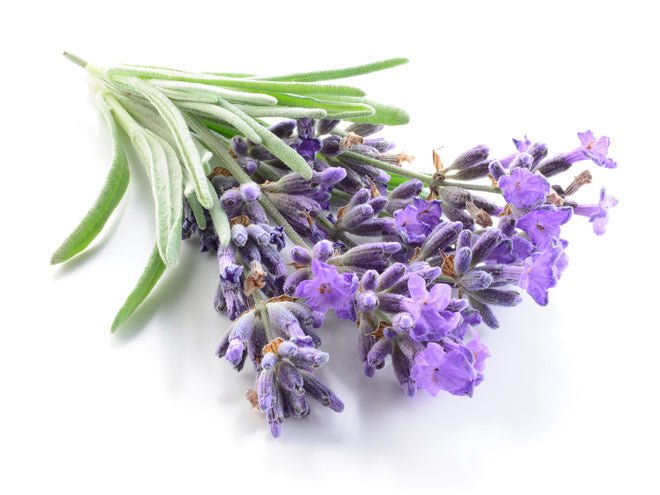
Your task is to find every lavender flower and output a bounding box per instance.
[393,198,442,244]
[518,244,567,306]
[400,275,462,342]
[565,130,618,169]
[295,260,358,319]
[517,206,573,249]
[254,338,342,438]
[498,167,550,209]
[411,335,489,397]
[572,188,618,235]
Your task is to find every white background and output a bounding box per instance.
[2,1,658,493]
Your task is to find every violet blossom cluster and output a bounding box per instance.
[181,118,618,437]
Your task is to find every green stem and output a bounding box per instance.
[437,275,456,285]
[374,309,393,324]
[437,181,502,194]
[316,215,355,248]
[330,188,354,203]
[252,290,274,341]
[337,151,502,194]
[339,150,434,184]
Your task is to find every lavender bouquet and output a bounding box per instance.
[53,53,617,437]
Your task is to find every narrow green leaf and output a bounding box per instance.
[103,95,183,267]
[200,119,240,139]
[212,97,314,180]
[149,80,277,106]
[207,182,231,247]
[313,95,410,125]
[255,57,409,82]
[145,132,184,268]
[124,77,214,209]
[205,71,253,78]
[267,92,375,119]
[184,183,206,230]
[177,101,263,144]
[111,244,166,332]
[144,134,172,265]
[50,98,130,264]
[235,105,327,119]
[110,93,174,146]
[158,87,218,104]
[344,102,410,125]
[106,66,366,97]
[386,173,409,188]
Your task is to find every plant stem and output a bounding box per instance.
[337,150,502,194]
[339,150,434,184]
[315,215,355,248]
[252,290,274,341]
[330,188,354,203]
[436,181,501,194]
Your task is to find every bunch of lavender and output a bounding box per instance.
[53,53,617,437]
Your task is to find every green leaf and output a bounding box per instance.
[268,93,375,119]
[105,66,366,97]
[111,244,166,332]
[212,97,314,180]
[201,119,241,139]
[255,57,409,82]
[102,95,183,268]
[386,173,410,188]
[124,77,214,209]
[145,131,183,268]
[158,87,218,104]
[234,105,327,119]
[50,98,130,265]
[184,115,253,184]
[149,80,277,106]
[315,95,410,125]
[110,93,174,146]
[177,101,263,144]
[206,182,231,247]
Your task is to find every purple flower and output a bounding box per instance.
[517,206,573,249]
[394,205,428,244]
[400,275,462,342]
[513,135,532,152]
[294,138,322,160]
[500,136,548,169]
[564,130,617,168]
[295,259,358,319]
[518,243,565,306]
[411,337,489,397]
[413,197,442,230]
[498,168,550,208]
[393,198,442,244]
[573,188,618,235]
[465,331,490,381]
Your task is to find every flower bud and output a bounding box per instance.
[312,240,334,261]
[345,122,384,136]
[377,263,407,291]
[450,145,489,170]
[317,119,340,135]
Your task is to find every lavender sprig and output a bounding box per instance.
[54,53,618,438]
